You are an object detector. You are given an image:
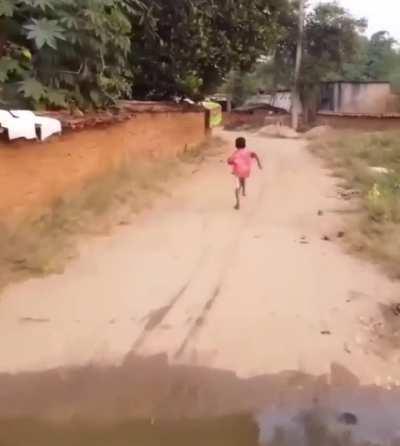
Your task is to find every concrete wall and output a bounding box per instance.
[324,83,396,114]
[0,112,206,218]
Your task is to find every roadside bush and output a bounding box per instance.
[310,131,400,277]
[367,176,400,223]
[0,0,133,109]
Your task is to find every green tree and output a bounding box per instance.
[219,59,276,105]
[0,0,136,109]
[302,2,366,118]
[341,35,370,81]
[0,0,301,109]
[366,31,398,80]
[130,0,290,100]
[273,2,366,120]
[343,31,400,91]
[365,31,400,92]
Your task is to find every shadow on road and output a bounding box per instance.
[0,350,399,445]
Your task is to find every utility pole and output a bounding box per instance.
[291,0,305,130]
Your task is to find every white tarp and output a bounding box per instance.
[11,110,62,141]
[0,109,62,141]
[0,110,37,140]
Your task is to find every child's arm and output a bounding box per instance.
[227,154,236,165]
[251,152,262,169]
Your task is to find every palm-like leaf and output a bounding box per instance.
[0,57,25,82]
[18,78,47,101]
[24,19,66,49]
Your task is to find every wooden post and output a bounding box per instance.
[291,0,305,130]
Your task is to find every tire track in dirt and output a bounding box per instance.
[173,158,269,360]
[174,284,221,359]
[133,282,190,351]
[133,238,212,352]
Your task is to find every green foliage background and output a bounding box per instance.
[1,0,400,110]
[221,3,400,108]
[0,0,289,109]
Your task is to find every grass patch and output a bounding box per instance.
[0,136,225,291]
[310,130,400,277]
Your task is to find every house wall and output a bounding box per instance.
[0,111,206,219]
[331,83,396,114]
[246,92,294,113]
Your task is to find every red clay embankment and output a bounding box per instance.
[0,111,206,219]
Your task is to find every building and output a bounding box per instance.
[319,81,397,114]
[243,91,294,114]
[245,82,398,115]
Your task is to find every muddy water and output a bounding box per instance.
[0,351,399,445]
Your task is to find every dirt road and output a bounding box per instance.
[0,129,399,386]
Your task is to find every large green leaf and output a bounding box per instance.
[0,57,25,82]
[18,78,47,102]
[46,88,67,107]
[60,13,79,30]
[0,0,14,16]
[24,19,66,49]
[1,0,135,109]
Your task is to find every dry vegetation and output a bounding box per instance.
[310,130,400,278]
[0,137,225,291]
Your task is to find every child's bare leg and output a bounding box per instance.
[240,178,246,197]
[234,178,240,210]
[234,187,240,210]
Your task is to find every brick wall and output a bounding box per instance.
[0,112,206,218]
[316,114,400,131]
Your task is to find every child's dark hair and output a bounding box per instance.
[235,137,246,149]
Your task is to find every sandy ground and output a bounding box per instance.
[0,129,399,386]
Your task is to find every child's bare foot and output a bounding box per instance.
[234,203,240,210]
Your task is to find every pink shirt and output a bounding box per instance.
[228,149,254,178]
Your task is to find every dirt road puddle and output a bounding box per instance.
[0,351,399,445]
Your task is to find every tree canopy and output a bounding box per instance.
[0,0,137,109]
[220,2,366,106]
[2,0,399,111]
[0,0,290,109]
[343,31,400,90]
[131,0,287,100]
[222,2,400,108]
[274,2,366,94]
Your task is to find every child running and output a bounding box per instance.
[227,137,262,210]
